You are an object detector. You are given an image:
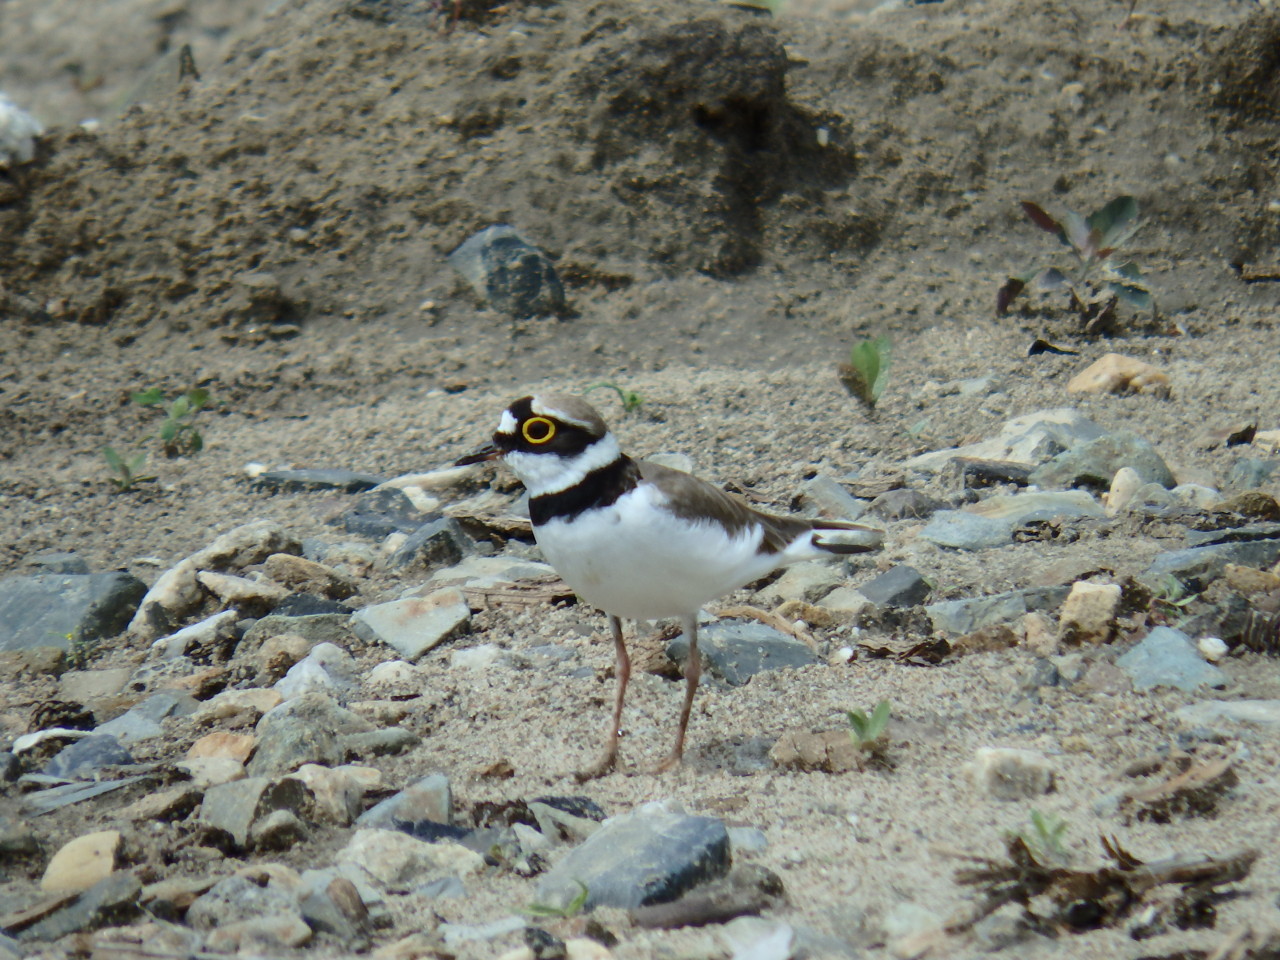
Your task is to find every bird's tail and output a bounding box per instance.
[809,519,884,555]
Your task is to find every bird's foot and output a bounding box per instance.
[573,751,617,783]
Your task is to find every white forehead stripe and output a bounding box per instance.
[530,398,595,430]
[497,410,518,435]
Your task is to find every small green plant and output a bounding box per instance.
[998,196,1153,334]
[133,386,211,457]
[585,382,643,414]
[838,335,891,412]
[1015,809,1070,866]
[845,699,892,750]
[519,880,588,919]
[101,445,156,492]
[1151,573,1198,620]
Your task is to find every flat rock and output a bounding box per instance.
[867,488,945,521]
[197,570,290,607]
[918,511,1012,550]
[0,572,145,652]
[925,586,1070,635]
[152,609,239,659]
[352,588,471,660]
[905,408,1105,474]
[1176,699,1280,728]
[1030,430,1175,490]
[95,691,199,744]
[19,871,142,942]
[857,565,931,607]
[43,735,133,779]
[252,468,387,493]
[187,872,304,931]
[58,667,131,702]
[666,621,819,686]
[242,612,356,651]
[200,776,315,850]
[264,554,358,600]
[288,764,380,824]
[274,642,359,700]
[967,489,1104,524]
[357,773,452,828]
[337,828,484,890]
[795,475,866,520]
[41,829,122,893]
[25,552,90,575]
[1117,627,1228,692]
[749,562,842,607]
[427,555,558,588]
[536,801,730,911]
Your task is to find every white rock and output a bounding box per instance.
[0,93,42,167]
[449,643,507,670]
[152,609,239,659]
[1197,636,1229,663]
[336,829,483,890]
[721,917,794,960]
[274,642,358,700]
[1105,466,1143,516]
[969,747,1055,800]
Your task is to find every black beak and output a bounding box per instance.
[454,441,503,466]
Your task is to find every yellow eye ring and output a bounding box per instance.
[522,416,557,444]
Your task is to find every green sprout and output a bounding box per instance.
[845,699,891,750]
[133,387,211,457]
[839,336,891,412]
[519,880,589,919]
[1015,809,1070,865]
[585,382,643,414]
[998,196,1153,334]
[101,445,156,492]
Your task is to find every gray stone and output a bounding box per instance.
[1225,458,1280,492]
[187,873,304,931]
[1030,430,1175,490]
[43,735,133,779]
[750,562,842,607]
[335,486,436,539]
[18,871,142,942]
[298,870,373,944]
[248,694,372,777]
[152,609,239,659]
[426,555,557,589]
[448,224,565,319]
[795,475,867,521]
[388,518,474,572]
[1117,627,1228,692]
[1185,523,1280,548]
[857,566,931,607]
[351,588,471,660]
[1141,539,1280,593]
[94,691,199,744]
[667,621,819,687]
[358,773,452,828]
[26,553,89,575]
[200,776,315,850]
[0,572,146,653]
[867,488,945,521]
[925,586,1070,635]
[536,801,730,911]
[250,808,310,850]
[905,408,1105,473]
[252,468,387,493]
[918,511,1012,550]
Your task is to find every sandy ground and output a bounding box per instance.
[3,0,1280,956]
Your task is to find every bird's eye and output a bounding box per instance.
[522,416,556,444]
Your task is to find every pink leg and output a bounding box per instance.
[575,615,629,782]
[656,614,700,772]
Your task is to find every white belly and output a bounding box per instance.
[533,486,788,621]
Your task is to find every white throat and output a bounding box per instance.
[505,433,621,496]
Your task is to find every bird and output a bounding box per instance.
[455,393,880,779]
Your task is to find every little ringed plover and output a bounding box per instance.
[457,393,879,779]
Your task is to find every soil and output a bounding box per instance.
[3,0,1280,956]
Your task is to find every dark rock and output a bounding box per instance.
[857,566,931,607]
[26,552,90,575]
[630,863,784,929]
[0,572,146,653]
[19,871,143,942]
[867,488,945,521]
[1029,431,1175,491]
[666,621,819,686]
[536,802,730,911]
[525,927,567,960]
[43,735,133,779]
[272,593,354,617]
[388,518,474,572]
[448,225,566,319]
[1185,523,1280,548]
[336,487,437,539]
[252,468,387,494]
[953,458,1032,488]
[534,796,607,821]
[250,808,310,850]
[396,819,472,843]
[925,586,1070,635]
